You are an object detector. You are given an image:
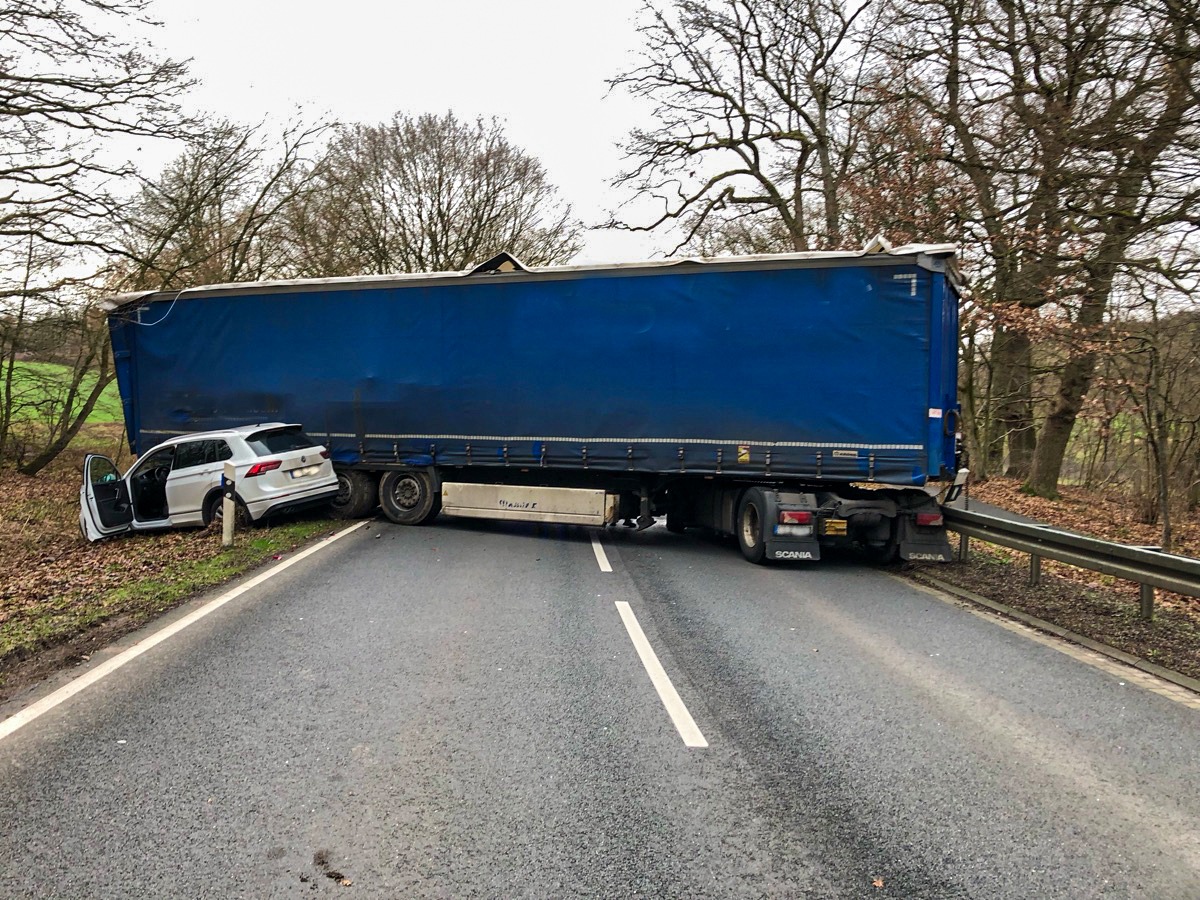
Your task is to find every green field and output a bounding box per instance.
[4,361,123,424]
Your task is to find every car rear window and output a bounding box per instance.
[246,427,319,456]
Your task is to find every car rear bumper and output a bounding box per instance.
[246,483,339,520]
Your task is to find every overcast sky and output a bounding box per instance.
[146,0,670,264]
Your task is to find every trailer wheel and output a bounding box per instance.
[736,488,768,564]
[379,470,440,525]
[330,469,378,519]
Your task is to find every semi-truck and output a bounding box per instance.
[106,243,965,563]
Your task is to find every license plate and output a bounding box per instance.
[290,464,321,479]
[822,519,848,536]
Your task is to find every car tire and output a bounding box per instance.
[378,470,440,525]
[204,491,251,529]
[330,469,379,519]
[736,488,769,564]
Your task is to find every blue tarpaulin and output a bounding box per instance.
[110,249,960,486]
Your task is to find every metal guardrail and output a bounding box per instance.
[942,506,1200,620]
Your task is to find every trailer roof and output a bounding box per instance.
[108,242,959,311]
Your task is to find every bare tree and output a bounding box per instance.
[1094,247,1200,549]
[117,119,332,289]
[678,210,795,255]
[609,0,884,252]
[285,112,582,275]
[839,69,971,247]
[881,0,1200,495]
[0,0,191,471]
[0,0,192,254]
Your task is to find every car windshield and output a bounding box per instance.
[246,427,317,456]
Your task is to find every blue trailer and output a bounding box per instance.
[107,244,964,563]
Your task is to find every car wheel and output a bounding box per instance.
[378,470,440,525]
[330,469,379,519]
[737,488,769,564]
[205,491,251,529]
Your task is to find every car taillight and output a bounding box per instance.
[779,510,812,525]
[916,512,944,527]
[245,460,282,477]
[320,449,330,459]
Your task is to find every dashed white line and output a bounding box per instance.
[615,600,708,748]
[591,533,613,572]
[0,521,368,743]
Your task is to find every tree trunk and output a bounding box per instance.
[959,329,990,479]
[991,325,1035,478]
[16,371,113,476]
[1025,253,1118,497]
[1156,422,1173,553]
[1025,350,1098,497]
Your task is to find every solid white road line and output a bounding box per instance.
[615,600,708,748]
[0,521,368,743]
[591,533,613,572]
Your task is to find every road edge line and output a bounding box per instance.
[0,521,368,742]
[903,571,1200,698]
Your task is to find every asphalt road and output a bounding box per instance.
[1,518,1197,898]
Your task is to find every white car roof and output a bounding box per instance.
[162,423,301,442]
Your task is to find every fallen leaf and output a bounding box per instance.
[873,878,884,888]
[340,879,352,886]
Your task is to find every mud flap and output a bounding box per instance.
[897,517,953,562]
[766,540,821,562]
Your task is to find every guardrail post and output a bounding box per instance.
[1140,584,1155,622]
[958,531,969,561]
[1030,554,1041,586]
[222,461,236,548]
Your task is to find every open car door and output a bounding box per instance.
[80,454,133,541]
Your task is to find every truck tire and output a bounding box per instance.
[379,470,440,525]
[330,469,378,519]
[736,488,769,564]
[862,529,899,564]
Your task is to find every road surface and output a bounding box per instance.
[1,518,1196,898]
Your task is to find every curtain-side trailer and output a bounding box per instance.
[108,245,965,563]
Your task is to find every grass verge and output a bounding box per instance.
[1,424,344,700]
[0,519,334,672]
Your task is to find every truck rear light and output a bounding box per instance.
[916,512,944,527]
[245,460,282,477]
[779,510,812,525]
[775,509,814,537]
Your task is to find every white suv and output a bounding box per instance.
[80,423,338,542]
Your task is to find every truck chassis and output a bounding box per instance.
[330,464,957,564]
